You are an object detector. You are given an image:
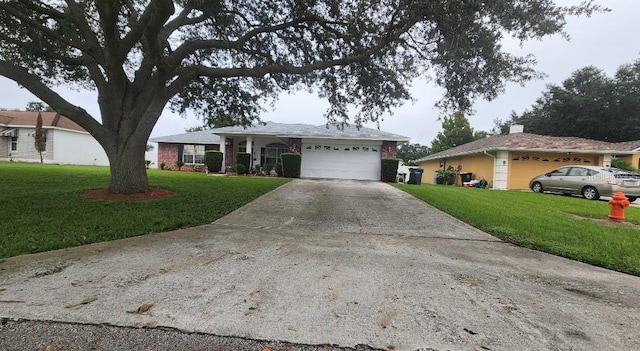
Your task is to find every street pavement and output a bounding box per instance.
[1,179,639,350]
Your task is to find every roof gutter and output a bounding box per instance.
[483,150,496,159]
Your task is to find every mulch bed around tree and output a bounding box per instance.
[78,188,176,201]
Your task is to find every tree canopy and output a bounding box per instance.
[397,143,430,164]
[496,58,640,142]
[0,0,603,193]
[25,101,54,112]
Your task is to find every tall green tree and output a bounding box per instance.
[0,1,603,193]
[501,59,640,141]
[25,101,53,112]
[34,111,45,163]
[431,112,478,153]
[397,143,430,163]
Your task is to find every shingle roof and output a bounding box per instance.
[0,111,86,132]
[417,133,640,161]
[149,130,221,144]
[614,140,640,151]
[208,121,409,141]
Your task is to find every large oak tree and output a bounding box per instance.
[0,0,602,193]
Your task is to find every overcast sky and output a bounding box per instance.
[1,1,639,147]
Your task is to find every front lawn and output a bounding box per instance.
[397,183,640,276]
[0,162,289,259]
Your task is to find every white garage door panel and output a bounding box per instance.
[301,143,381,180]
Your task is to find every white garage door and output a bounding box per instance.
[301,142,381,180]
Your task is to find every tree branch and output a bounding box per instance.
[0,3,87,53]
[158,5,203,42]
[165,14,415,96]
[64,0,106,65]
[120,0,175,60]
[17,0,66,20]
[165,15,339,71]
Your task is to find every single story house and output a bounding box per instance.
[209,122,408,180]
[0,111,109,166]
[415,125,640,190]
[150,130,221,171]
[151,122,409,180]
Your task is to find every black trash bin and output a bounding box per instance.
[408,168,424,185]
[460,172,473,183]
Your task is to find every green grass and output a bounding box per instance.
[0,162,290,259]
[396,183,640,276]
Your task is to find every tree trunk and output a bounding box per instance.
[106,143,150,194]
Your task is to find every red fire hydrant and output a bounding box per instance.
[608,191,630,221]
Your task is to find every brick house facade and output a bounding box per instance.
[150,130,221,172]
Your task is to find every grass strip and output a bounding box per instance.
[396,183,640,276]
[0,162,289,258]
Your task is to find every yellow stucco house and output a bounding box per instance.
[415,126,640,190]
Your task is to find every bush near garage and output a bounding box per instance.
[612,157,638,172]
[234,163,247,175]
[204,151,223,173]
[381,158,400,182]
[281,153,301,178]
[436,166,456,185]
[236,152,251,173]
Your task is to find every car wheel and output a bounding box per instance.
[531,181,544,193]
[627,196,637,203]
[582,186,600,200]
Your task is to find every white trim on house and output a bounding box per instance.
[493,150,509,190]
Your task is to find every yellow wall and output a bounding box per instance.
[420,151,609,190]
[418,153,494,186]
[618,154,640,169]
[418,159,441,184]
[507,152,598,190]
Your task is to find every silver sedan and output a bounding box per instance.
[529,165,640,202]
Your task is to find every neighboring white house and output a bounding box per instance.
[209,122,409,181]
[0,111,109,166]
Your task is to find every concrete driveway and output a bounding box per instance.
[1,179,639,350]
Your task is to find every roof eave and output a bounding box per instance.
[506,147,636,154]
[416,146,638,162]
[2,124,88,134]
[298,135,409,142]
[214,131,409,142]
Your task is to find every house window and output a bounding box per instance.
[260,143,289,165]
[10,136,17,151]
[183,144,205,164]
[238,141,247,153]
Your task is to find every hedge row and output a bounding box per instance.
[281,153,301,178]
[381,158,399,182]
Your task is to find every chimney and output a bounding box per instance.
[509,124,524,134]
